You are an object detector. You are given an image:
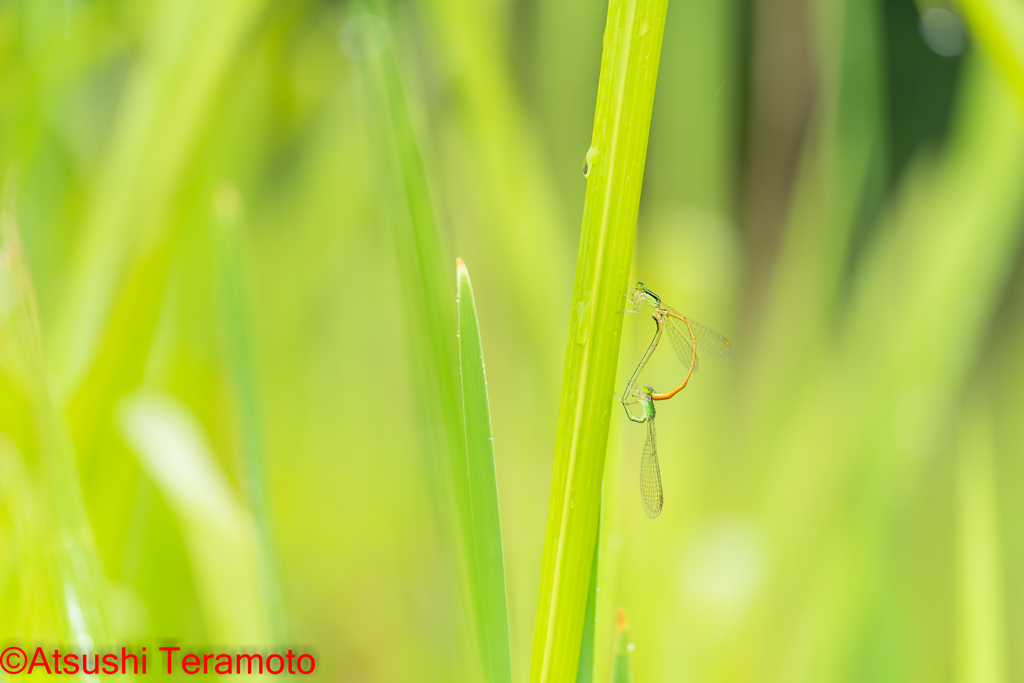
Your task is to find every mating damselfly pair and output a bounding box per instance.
[617,282,732,518]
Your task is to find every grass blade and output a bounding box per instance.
[358,12,470,553]
[49,0,270,396]
[610,609,633,683]
[574,510,601,683]
[741,58,1024,682]
[530,0,670,679]
[421,0,573,373]
[117,391,270,643]
[744,0,886,433]
[456,258,512,683]
[959,0,1024,108]
[956,402,1008,683]
[211,185,287,642]
[0,174,110,648]
[348,8,478,677]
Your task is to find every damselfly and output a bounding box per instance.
[617,282,733,518]
[620,385,663,518]
[620,281,732,408]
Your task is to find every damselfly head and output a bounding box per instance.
[635,281,660,303]
[641,384,655,396]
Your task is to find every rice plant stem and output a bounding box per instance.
[530,0,669,680]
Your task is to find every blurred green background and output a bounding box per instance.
[2,0,1024,681]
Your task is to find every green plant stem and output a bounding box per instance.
[530,0,669,680]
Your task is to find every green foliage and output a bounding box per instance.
[211,187,286,642]
[611,610,632,683]
[352,10,479,676]
[959,0,1024,107]
[116,391,271,643]
[0,176,109,648]
[457,258,512,683]
[573,511,601,683]
[955,401,1007,683]
[530,0,669,679]
[2,0,1024,681]
[48,0,271,396]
